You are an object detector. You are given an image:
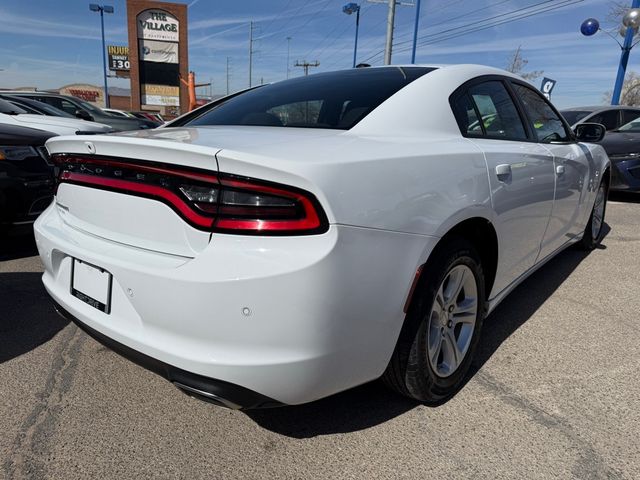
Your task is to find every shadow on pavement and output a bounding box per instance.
[0,229,39,261]
[609,191,640,203]
[247,225,610,438]
[0,271,68,363]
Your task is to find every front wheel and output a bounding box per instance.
[580,179,608,250]
[382,238,486,404]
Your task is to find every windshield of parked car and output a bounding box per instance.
[618,118,640,132]
[560,110,592,125]
[0,98,28,115]
[185,67,435,130]
[74,98,105,114]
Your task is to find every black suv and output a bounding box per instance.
[5,92,159,132]
[0,124,56,233]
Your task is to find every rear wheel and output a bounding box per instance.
[383,238,485,404]
[580,179,608,250]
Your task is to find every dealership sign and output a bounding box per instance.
[107,45,130,71]
[540,77,557,100]
[137,10,179,42]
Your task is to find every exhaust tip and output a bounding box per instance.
[173,381,242,409]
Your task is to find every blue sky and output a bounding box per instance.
[0,0,627,108]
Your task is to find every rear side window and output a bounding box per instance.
[451,93,482,136]
[512,84,570,143]
[465,81,527,140]
[589,110,619,130]
[186,67,435,130]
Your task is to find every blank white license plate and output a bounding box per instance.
[71,259,112,314]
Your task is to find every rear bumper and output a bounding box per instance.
[53,302,281,409]
[35,202,436,405]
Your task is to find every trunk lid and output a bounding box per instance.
[46,132,222,257]
[46,127,346,256]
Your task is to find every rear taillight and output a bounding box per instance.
[52,154,328,235]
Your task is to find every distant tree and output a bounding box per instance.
[607,1,629,24]
[505,46,543,80]
[603,71,640,105]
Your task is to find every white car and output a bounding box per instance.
[0,98,112,136]
[35,65,610,409]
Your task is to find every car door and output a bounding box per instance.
[510,82,590,260]
[451,79,556,296]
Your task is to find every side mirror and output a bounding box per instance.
[574,122,605,142]
[74,109,93,121]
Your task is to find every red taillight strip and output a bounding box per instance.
[60,171,215,228]
[54,156,220,184]
[217,177,322,232]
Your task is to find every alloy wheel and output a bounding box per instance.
[426,264,478,378]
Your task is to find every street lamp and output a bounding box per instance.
[89,4,114,108]
[581,0,640,105]
[342,3,360,68]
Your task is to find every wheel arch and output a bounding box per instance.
[407,216,499,312]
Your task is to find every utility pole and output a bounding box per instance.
[249,21,254,88]
[368,0,415,65]
[384,0,396,65]
[286,36,292,79]
[294,60,320,76]
[226,56,230,95]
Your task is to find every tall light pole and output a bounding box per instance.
[410,0,422,64]
[342,3,361,68]
[581,0,640,105]
[89,4,113,108]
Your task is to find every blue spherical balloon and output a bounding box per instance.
[581,18,600,36]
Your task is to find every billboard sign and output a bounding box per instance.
[139,40,178,64]
[107,45,130,71]
[137,9,179,42]
[141,84,180,106]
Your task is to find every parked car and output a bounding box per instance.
[130,111,165,123]
[102,108,135,118]
[0,94,76,118]
[0,124,56,233]
[560,105,640,131]
[595,117,640,191]
[36,65,609,409]
[0,98,113,136]
[4,92,160,131]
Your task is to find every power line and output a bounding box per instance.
[359,0,582,63]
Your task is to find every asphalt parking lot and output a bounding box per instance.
[1,196,639,480]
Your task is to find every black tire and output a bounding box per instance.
[580,178,608,250]
[382,237,486,404]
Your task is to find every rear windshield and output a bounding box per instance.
[185,67,435,130]
[560,110,592,125]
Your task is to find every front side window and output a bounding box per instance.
[512,83,570,143]
[622,109,640,126]
[466,81,527,140]
[589,110,619,130]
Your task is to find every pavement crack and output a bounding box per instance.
[3,324,85,480]
[474,370,624,480]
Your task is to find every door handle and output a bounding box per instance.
[556,165,565,175]
[495,164,511,180]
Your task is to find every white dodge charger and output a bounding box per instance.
[35,65,610,409]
